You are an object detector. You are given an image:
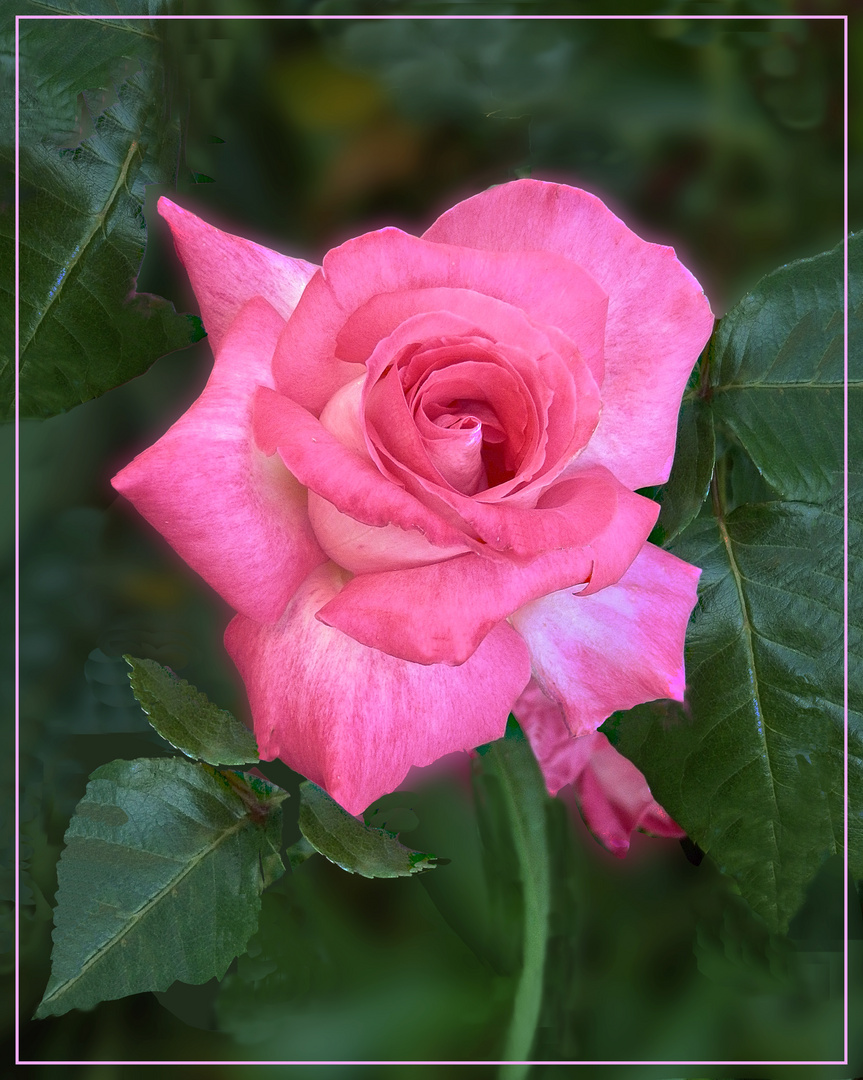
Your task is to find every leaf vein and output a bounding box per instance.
[39,802,252,1011]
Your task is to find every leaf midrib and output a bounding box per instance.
[682,380,860,404]
[38,799,252,1014]
[710,475,783,835]
[19,137,140,369]
[24,2,160,39]
[711,381,858,392]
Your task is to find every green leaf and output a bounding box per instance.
[4,17,204,420]
[708,233,860,503]
[652,385,716,545]
[298,781,441,878]
[617,232,860,933]
[617,489,859,933]
[124,656,258,766]
[35,756,287,1019]
[15,6,164,145]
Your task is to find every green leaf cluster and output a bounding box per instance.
[35,658,287,1019]
[613,233,860,933]
[36,656,445,1019]
[3,1,203,421]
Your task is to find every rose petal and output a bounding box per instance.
[510,679,589,795]
[358,304,593,500]
[510,542,700,737]
[225,562,532,815]
[253,385,475,560]
[112,298,326,624]
[381,458,659,561]
[359,309,559,498]
[272,229,607,414]
[306,492,468,573]
[571,735,686,855]
[347,291,600,494]
[513,680,684,855]
[329,229,607,370]
[423,178,714,488]
[157,198,317,356]
[338,285,600,390]
[317,469,659,665]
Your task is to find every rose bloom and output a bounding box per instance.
[113,180,713,854]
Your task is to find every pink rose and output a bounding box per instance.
[112,179,713,836]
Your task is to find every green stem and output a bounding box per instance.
[492,740,551,1078]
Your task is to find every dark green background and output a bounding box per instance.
[9,2,859,1074]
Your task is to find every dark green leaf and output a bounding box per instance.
[35,756,287,1019]
[285,835,316,871]
[617,488,859,933]
[125,656,258,766]
[708,232,859,503]
[298,781,440,879]
[653,387,716,545]
[16,7,163,145]
[4,19,203,420]
[617,231,860,933]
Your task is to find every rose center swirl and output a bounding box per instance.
[402,347,529,497]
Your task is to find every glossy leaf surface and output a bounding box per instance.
[619,495,856,932]
[652,385,716,545]
[617,234,859,933]
[5,8,203,420]
[709,234,858,503]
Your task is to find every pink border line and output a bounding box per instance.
[9,1062,856,1070]
[13,9,21,1070]
[16,10,846,16]
[13,8,851,1071]
[843,12,850,1069]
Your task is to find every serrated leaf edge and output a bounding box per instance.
[123,655,259,767]
[36,763,269,1018]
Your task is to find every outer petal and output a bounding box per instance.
[317,471,659,665]
[225,562,532,815]
[112,298,325,624]
[513,681,685,856]
[423,179,714,488]
[157,197,317,356]
[510,542,700,736]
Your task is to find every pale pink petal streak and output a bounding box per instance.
[510,542,700,737]
[225,562,532,815]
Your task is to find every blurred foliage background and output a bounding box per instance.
[9,0,860,1074]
